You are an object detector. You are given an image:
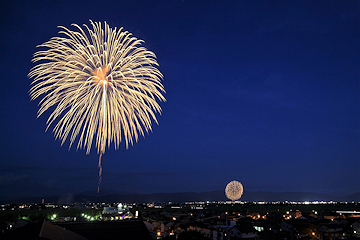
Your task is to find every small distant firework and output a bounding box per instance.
[225,180,243,201]
[28,20,165,193]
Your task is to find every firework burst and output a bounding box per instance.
[29,20,165,192]
[225,180,244,201]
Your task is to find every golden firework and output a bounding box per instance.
[225,180,243,201]
[29,20,165,192]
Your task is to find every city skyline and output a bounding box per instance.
[0,0,359,200]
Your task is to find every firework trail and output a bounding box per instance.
[29,20,165,193]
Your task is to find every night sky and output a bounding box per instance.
[0,0,359,201]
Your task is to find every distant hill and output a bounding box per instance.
[4,191,360,204]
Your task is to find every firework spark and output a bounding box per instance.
[29,20,165,192]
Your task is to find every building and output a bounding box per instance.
[228,224,258,239]
[351,221,360,238]
[102,203,133,220]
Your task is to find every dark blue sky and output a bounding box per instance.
[0,0,359,200]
